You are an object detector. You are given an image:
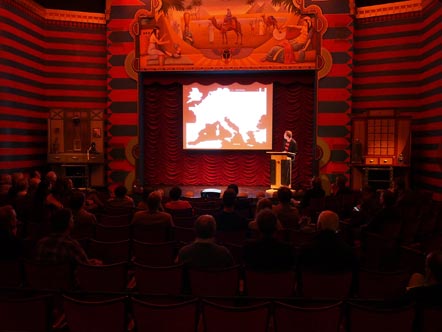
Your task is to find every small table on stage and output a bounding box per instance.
[267,151,296,189]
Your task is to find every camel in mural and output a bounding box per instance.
[261,14,280,32]
[209,17,243,45]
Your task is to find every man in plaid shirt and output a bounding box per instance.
[35,208,89,265]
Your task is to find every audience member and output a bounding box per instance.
[165,186,192,210]
[350,185,380,227]
[248,198,282,231]
[132,191,174,227]
[176,214,234,269]
[214,189,248,232]
[331,175,352,196]
[272,186,300,229]
[46,177,73,209]
[298,210,357,272]
[0,205,22,260]
[226,184,239,196]
[406,250,442,305]
[45,171,57,189]
[364,189,400,236]
[243,209,294,271]
[393,176,414,207]
[34,208,93,266]
[70,191,97,228]
[299,176,325,209]
[29,179,54,227]
[105,184,135,210]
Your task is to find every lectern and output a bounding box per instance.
[267,151,295,189]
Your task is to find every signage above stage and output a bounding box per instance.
[130,0,326,72]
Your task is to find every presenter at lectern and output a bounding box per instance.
[283,130,298,156]
[282,130,297,186]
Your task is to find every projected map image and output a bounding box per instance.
[183,83,273,150]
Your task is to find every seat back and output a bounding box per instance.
[71,222,95,240]
[216,230,248,245]
[95,224,131,242]
[224,242,244,266]
[419,306,442,332]
[274,300,343,332]
[286,229,317,248]
[244,270,296,297]
[132,297,198,332]
[346,301,415,332]
[24,260,74,290]
[132,240,177,266]
[173,226,195,244]
[202,299,270,332]
[134,262,184,295]
[132,223,170,242]
[165,207,194,218]
[63,295,127,332]
[87,239,130,264]
[188,265,240,297]
[172,215,196,228]
[76,262,128,292]
[363,232,399,271]
[357,268,410,299]
[0,294,53,332]
[0,260,23,287]
[97,213,132,226]
[300,270,353,298]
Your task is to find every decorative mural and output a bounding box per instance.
[130,0,326,71]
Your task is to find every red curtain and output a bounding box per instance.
[142,72,314,188]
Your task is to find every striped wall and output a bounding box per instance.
[0,0,106,174]
[2,0,439,200]
[412,0,442,200]
[352,0,442,199]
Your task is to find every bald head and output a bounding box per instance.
[317,210,339,231]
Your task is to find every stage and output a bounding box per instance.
[161,185,270,199]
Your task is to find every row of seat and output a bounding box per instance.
[0,291,437,332]
[0,259,412,300]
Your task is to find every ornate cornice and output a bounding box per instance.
[16,0,106,24]
[356,0,422,19]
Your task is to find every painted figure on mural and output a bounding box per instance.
[148,26,180,60]
[261,16,312,63]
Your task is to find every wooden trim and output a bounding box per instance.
[16,0,106,24]
[356,0,422,19]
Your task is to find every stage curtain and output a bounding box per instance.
[142,72,314,188]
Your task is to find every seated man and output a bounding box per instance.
[132,191,174,227]
[176,214,234,269]
[34,208,96,266]
[272,186,300,229]
[298,210,357,273]
[214,189,248,232]
[105,185,134,211]
[165,186,192,211]
[243,209,294,271]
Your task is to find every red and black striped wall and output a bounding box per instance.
[0,0,106,173]
[353,0,442,198]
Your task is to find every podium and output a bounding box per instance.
[267,151,295,189]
